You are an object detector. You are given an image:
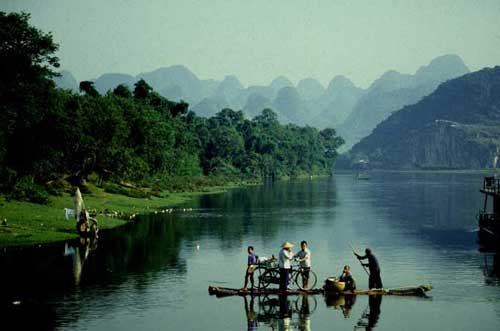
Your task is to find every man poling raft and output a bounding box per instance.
[351,246,383,289]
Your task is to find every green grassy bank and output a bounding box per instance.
[0,183,250,248]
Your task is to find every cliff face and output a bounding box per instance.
[342,66,500,170]
[337,55,470,150]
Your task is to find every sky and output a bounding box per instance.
[2,0,500,88]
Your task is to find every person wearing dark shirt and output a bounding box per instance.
[354,248,383,289]
[339,265,356,291]
[244,296,258,331]
[366,295,382,330]
[243,246,258,290]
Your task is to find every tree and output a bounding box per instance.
[170,100,189,117]
[113,84,132,98]
[254,108,279,128]
[79,81,99,97]
[133,79,153,100]
[0,11,59,87]
[0,11,61,187]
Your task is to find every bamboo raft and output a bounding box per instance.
[208,285,432,298]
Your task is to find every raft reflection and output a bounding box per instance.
[242,293,383,331]
[244,294,317,331]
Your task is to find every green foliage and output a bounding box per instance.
[10,176,49,204]
[0,11,345,203]
[112,84,132,98]
[79,81,99,97]
[103,183,150,199]
[133,79,152,99]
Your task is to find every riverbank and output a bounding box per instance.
[0,182,253,248]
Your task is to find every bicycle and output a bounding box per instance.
[289,264,318,290]
[254,256,280,289]
[256,260,318,290]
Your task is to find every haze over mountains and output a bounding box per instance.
[337,55,469,149]
[56,54,470,149]
[340,66,500,170]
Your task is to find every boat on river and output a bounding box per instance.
[354,159,371,180]
[478,176,500,248]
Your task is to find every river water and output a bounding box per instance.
[1,172,499,330]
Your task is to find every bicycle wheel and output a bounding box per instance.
[293,294,318,315]
[259,295,280,315]
[254,266,267,289]
[294,269,318,290]
[308,270,318,289]
[289,269,302,290]
[259,269,280,289]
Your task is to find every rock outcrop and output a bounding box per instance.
[341,66,500,170]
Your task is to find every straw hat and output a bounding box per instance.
[281,241,294,249]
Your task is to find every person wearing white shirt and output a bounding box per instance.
[293,241,311,289]
[279,241,294,291]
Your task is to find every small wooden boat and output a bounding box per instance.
[208,284,432,298]
[356,172,371,180]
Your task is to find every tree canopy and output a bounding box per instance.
[0,11,344,202]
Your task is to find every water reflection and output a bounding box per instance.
[242,295,318,331]
[482,253,500,281]
[354,296,382,331]
[63,237,98,285]
[239,293,387,331]
[1,174,499,331]
[325,294,357,318]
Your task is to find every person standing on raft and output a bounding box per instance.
[279,242,294,292]
[243,246,258,290]
[354,248,383,289]
[293,240,311,289]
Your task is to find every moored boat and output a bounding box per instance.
[478,176,500,248]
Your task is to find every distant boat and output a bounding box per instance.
[354,159,371,180]
[356,172,371,180]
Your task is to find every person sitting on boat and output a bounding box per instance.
[354,248,383,289]
[279,242,294,292]
[339,265,356,291]
[293,240,311,289]
[243,246,258,290]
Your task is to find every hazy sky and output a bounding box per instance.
[3,0,500,88]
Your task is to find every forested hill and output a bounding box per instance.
[340,66,500,169]
[0,12,344,203]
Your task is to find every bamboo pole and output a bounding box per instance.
[348,243,370,276]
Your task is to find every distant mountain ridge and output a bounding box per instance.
[54,70,78,91]
[337,54,470,149]
[339,66,500,169]
[55,55,470,141]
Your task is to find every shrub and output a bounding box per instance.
[104,182,150,198]
[10,176,50,204]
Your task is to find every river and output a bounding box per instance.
[1,172,499,330]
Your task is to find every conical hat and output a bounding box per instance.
[281,241,294,249]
